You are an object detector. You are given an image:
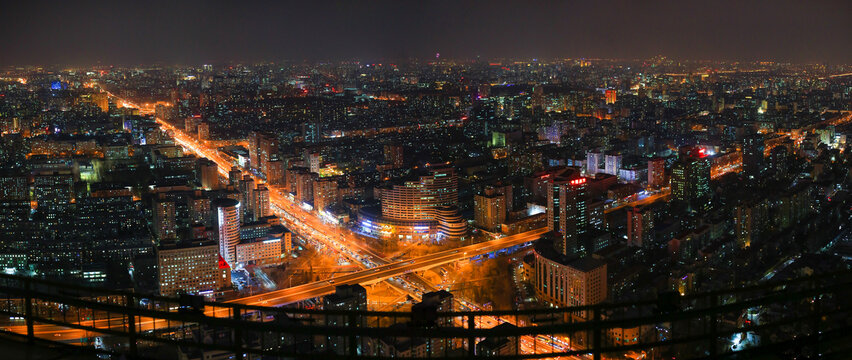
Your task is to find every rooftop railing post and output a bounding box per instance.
[233,307,244,360]
[126,294,137,357]
[592,307,601,360]
[348,312,357,357]
[468,314,475,357]
[811,277,821,358]
[709,294,718,359]
[24,277,33,344]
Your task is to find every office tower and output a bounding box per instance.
[239,175,255,220]
[213,198,241,266]
[196,158,219,190]
[627,206,654,248]
[605,89,617,104]
[380,167,457,221]
[556,177,588,257]
[383,144,404,167]
[324,285,368,355]
[156,239,230,297]
[547,177,569,232]
[228,167,241,187]
[196,122,209,141]
[742,133,766,181]
[152,195,176,239]
[312,178,338,212]
[670,151,711,212]
[254,183,270,219]
[474,188,507,231]
[604,152,622,177]
[647,157,665,189]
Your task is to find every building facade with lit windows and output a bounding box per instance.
[213,198,240,266]
[671,149,711,212]
[359,166,467,241]
[235,237,283,265]
[647,157,665,189]
[546,168,588,256]
[156,239,231,297]
[533,237,607,318]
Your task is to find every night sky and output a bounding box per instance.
[1,0,850,66]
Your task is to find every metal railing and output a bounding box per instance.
[0,270,850,359]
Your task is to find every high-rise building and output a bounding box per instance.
[91,93,109,112]
[586,151,603,175]
[266,158,285,186]
[734,199,769,249]
[213,198,241,266]
[302,121,321,144]
[197,122,209,141]
[742,133,766,181]
[312,178,338,212]
[228,166,241,187]
[196,158,220,190]
[670,151,711,212]
[474,189,507,231]
[305,151,322,173]
[152,195,176,239]
[627,206,654,248]
[604,152,622,177]
[249,131,277,175]
[383,144,404,168]
[323,285,368,355]
[156,239,230,297]
[290,168,316,206]
[556,177,588,257]
[546,168,588,257]
[187,191,211,226]
[605,89,617,104]
[254,183,270,219]
[647,157,665,189]
[239,175,255,220]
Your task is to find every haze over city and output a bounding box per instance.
[2,1,852,65]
